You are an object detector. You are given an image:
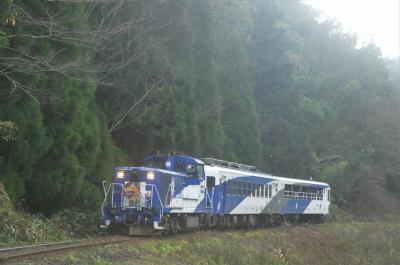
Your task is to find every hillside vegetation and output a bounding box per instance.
[0,0,399,218]
[0,184,101,247]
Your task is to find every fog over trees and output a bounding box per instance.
[0,0,399,217]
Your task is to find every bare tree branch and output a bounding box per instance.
[109,76,163,132]
[0,0,166,101]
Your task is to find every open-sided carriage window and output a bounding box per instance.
[284,184,293,192]
[269,185,272,198]
[317,188,323,200]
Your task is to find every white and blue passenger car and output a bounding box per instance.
[102,154,330,235]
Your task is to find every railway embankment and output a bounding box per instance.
[8,221,400,265]
[0,184,101,248]
[2,186,399,265]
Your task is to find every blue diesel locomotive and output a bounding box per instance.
[102,154,330,235]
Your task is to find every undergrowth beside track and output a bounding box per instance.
[16,221,400,265]
[0,187,102,247]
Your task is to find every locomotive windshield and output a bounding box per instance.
[144,156,167,169]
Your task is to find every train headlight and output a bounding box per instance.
[147,171,155,180]
[116,171,125,179]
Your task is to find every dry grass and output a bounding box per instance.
[18,221,400,265]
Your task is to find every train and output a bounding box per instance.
[101,154,330,235]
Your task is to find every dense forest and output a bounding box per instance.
[0,0,399,218]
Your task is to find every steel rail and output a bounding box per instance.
[0,236,134,262]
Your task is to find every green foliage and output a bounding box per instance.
[0,120,17,141]
[0,1,123,212]
[0,0,398,216]
[0,190,99,246]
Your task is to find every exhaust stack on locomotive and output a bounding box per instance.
[102,154,330,235]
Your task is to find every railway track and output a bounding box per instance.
[0,236,135,263]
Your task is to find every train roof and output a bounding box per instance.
[145,154,204,165]
[202,158,329,188]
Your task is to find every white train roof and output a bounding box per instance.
[203,162,329,188]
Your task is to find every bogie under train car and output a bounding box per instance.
[102,154,330,235]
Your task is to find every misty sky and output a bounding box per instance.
[304,0,399,58]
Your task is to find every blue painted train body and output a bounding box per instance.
[102,154,330,234]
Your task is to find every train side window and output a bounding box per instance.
[246,183,250,196]
[227,180,232,195]
[241,182,245,197]
[233,181,239,196]
[269,185,272,198]
[233,181,237,195]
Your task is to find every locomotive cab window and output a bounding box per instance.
[197,165,204,179]
[186,163,196,177]
[175,162,185,172]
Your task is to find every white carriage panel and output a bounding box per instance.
[303,200,329,215]
[182,185,201,200]
[229,197,268,214]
